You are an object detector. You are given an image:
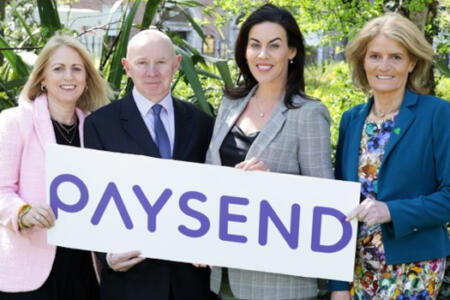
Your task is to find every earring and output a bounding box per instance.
[289,59,294,64]
[40,83,46,92]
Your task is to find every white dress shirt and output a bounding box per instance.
[132,88,175,155]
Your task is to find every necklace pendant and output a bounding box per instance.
[259,112,265,118]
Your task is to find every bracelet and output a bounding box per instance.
[18,204,32,229]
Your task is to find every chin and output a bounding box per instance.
[254,75,276,84]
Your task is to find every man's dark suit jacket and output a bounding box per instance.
[84,93,215,300]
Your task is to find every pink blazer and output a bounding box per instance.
[0,94,86,292]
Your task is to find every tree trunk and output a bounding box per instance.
[0,0,5,65]
[409,9,428,33]
[393,0,438,94]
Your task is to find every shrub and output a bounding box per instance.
[305,61,366,158]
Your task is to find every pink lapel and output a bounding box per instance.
[75,107,86,147]
[33,94,56,152]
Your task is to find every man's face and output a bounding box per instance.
[122,35,181,102]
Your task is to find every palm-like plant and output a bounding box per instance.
[0,0,233,115]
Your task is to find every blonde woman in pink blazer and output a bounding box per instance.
[0,34,112,300]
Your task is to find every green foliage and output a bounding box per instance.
[0,0,40,107]
[305,62,366,153]
[176,45,213,115]
[0,35,29,78]
[95,0,233,115]
[210,0,384,44]
[105,0,141,93]
[407,0,435,11]
[172,59,231,113]
[36,0,62,38]
[141,0,161,30]
[0,0,233,116]
[435,76,450,99]
[2,0,39,48]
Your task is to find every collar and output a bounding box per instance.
[132,87,174,117]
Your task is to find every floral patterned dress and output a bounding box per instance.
[351,113,446,300]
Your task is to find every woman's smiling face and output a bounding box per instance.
[364,34,415,98]
[42,45,87,106]
[245,21,296,87]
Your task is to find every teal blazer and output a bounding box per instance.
[329,89,450,291]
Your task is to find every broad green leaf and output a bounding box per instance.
[36,0,62,38]
[171,71,183,90]
[171,35,201,56]
[435,58,450,77]
[4,78,28,90]
[0,36,29,78]
[203,56,233,89]
[100,0,124,69]
[0,98,17,110]
[180,10,205,42]
[167,0,204,8]
[0,77,10,94]
[213,60,233,89]
[0,78,17,108]
[13,9,37,45]
[99,0,126,71]
[176,46,213,115]
[107,0,141,92]
[194,68,221,80]
[124,77,134,95]
[170,35,206,67]
[141,0,162,29]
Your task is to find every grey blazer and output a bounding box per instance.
[206,87,334,299]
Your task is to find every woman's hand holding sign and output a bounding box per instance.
[235,157,268,171]
[346,198,391,226]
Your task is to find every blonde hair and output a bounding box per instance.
[19,33,113,112]
[346,13,435,94]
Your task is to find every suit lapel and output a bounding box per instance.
[246,99,287,159]
[119,94,161,157]
[209,91,254,165]
[346,101,371,181]
[218,97,249,144]
[381,90,417,166]
[172,98,193,160]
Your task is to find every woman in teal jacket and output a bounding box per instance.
[330,13,449,300]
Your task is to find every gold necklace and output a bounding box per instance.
[52,118,78,144]
[253,95,266,118]
[371,105,399,118]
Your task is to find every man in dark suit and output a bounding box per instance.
[84,29,215,300]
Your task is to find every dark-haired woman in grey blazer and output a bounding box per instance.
[204,4,334,300]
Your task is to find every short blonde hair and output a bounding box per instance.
[346,13,435,94]
[19,33,113,112]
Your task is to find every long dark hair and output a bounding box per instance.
[225,4,312,108]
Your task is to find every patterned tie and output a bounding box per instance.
[151,104,171,158]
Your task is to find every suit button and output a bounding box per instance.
[413,228,419,232]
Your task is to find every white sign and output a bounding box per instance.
[46,144,360,281]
